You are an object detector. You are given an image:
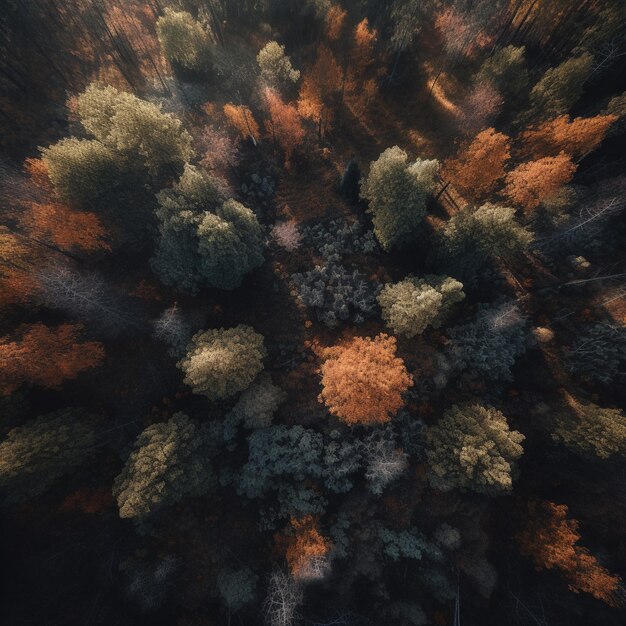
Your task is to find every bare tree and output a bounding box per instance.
[263,571,303,626]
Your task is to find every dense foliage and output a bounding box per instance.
[1,1,625,625]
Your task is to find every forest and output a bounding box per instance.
[0,1,625,624]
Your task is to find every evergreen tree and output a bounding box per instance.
[151,165,264,292]
[426,403,525,495]
[529,53,593,119]
[0,408,96,501]
[113,413,215,519]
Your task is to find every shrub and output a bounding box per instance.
[291,262,380,327]
[447,301,527,381]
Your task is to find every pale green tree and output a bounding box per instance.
[360,146,439,250]
[426,403,525,495]
[257,41,300,88]
[77,83,194,173]
[156,8,213,70]
[41,138,119,202]
[553,401,626,460]
[378,274,464,337]
[113,413,214,518]
[177,325,266,400]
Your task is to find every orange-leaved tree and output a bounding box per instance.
[264,88,305,166]
[325,4,347,41]
[223,103,261,145]
[504,152,576,211]
[0,323,104,395]
[298,44,344,139]
[18,202,110,253]
[442,128,510,202]
[283,515,332,582]
[318,333,413,425]
[353,18,377,76]
[518,500,622,606]
[520,114,617,159]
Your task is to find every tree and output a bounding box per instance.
[454,80,503,136]
[504,153,577,210]
[177,325,265,400]
[0,408,96,501]
[238,425,327,519]
[353,18,377,76]
[477,45,528,98]
[325,4,347,41]
[340,159,361,201]
[378,274,465,338]
[297,44,343,139]
[217,567,258,611]
[319,334,413,426]
[529,53,593,118]
[18,202,110,253]
[360,147,439,250]
[263,570,303,626]
[76,83,194,174]
[151,164,264,292]
[425,403,525,495]
[437,203,533,283]
[223,104,261,145]
[565,323,626,385]
[257,41,300,88]
[283,516,332,582]
[518,500,621,606]
[41,138,119,203]
[447,301,528,381]
[197,199,265,289]
[113,413,214,519]
[553,400,626,460]
[442,128,510,202]
[0,323,104,395]
[228,373,286,430]
[264,88,305,166]
[520,114,617,159]
[156,8,213,71]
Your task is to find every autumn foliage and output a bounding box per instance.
[443,128,511,201]
[325,5,347,41]
[283,515,332,581]
[319,333,413,426]
[518,500,622,606]
[520,114,617,159]
[264,88,305,166]
[504,152,577,210]
[18,202,110,252]
[0,323,105,395]
[223,103,261,145]
[298,45,343,138]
